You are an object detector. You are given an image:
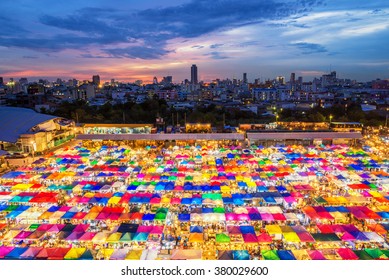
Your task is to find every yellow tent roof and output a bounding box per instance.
[369,191,383,198]
[38,211,54,220]
[266,225,282,234]
[11,184,33,191]
[331,211,346,221]
[107,232,122,242]
[64,248,86,260]
[100,248,114,259]
[125,250,143,260]
[292,249,311,260]
[108,197,121,205]
[283,232,301,243]
[83,212,99,220]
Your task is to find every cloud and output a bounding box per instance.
[22,55,39,59]
[103,46,173,60]
[0,0,323,59]
[191,45,205,49]
[210,43,224,49]
[232,41,261,48]
[290,42,328,54]
[206,51,229,59]
[0,15,27,35]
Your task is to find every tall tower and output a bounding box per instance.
[290,73,295,83]
[191,64,198,84]
[92,75,100,86]
[243,73,247,84]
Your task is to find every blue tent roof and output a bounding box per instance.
[5,247,29,259]
[233,250,250,260]
[278,250,296,260]
[240,226,255,234]
[190,226,203,233]
[178,213,190,221]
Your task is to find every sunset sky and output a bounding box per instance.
[0,0,388,83]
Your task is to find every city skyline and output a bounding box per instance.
[0,0,388,83]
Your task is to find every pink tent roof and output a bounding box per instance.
[95,212,110,220]
[47,224,65,233]
[272,213,286,221]
[137,225,153,233]
[20,247,42,259]
[336,248,359,260]
[341,232,356,241]
[79,232,96,241]
[257,233,272,243]
[14,231,32,240]
[37,224,53,231]
[0,246,14,258]
[297,232,315,242]
[150,225,164,235]
[170,198,181,204]
[227,226,241,234]
[225,213,237,221]
[260,213,274,221]
[243,233,258,243]
[73,224,90,232]
[237,213,250,221]
[308,250,326,260]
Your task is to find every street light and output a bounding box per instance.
[329,115,333,124]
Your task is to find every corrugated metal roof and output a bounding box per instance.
[77,133,245,141]
[0,107,58,143]
[247,132,362,140]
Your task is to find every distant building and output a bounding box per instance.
[372,79,389,89]
[78,83,96,100]
[290,73,295,83]
[243,73,248,84]
[92,75,100,86]
[0,77,3,85]
[191,64,198,84]
[162,76,173,85]
[153,76,158,84]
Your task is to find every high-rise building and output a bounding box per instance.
[191,64,198,84]
[19,78,28,86]
[243,73,247,84]
[276,76,285,85]
[0,77,3,85]
[153,77,158,84]
[92,75,100,86]
[290,73,295,83]
[162,76,173,85]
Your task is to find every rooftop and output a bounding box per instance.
[0,107,58,143]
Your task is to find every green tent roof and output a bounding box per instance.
[216,233,230,243]
[262,250,280,260]
[353,250,374,260]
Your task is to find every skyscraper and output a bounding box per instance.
[191,64,198,84]
[290,73,295,83]
[243,73,247,84]
[92,75,100,86]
